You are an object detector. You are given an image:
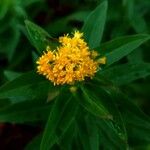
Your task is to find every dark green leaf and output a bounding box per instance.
[0,100,51,123]
[127,48,143,63]
[40,90,78,150]
[96,34,150,66]
[100,63,150,85]
[123,0,134,19]
[25,134,42,150]
[109,87,150,146]
[77,115,99,150]
[0,71,53,101]
[131,15,148,33]
[47,11,90,35]
[78,86,112,119]
[68,11,90,22]
[82,1,107,48]
[124,0,148,33]
[0,27,20,61]
[0,0,9,20]
[84,82,128,148]
[25,20,58,54]
[22,0,41,7]
[57,121,76,150]
[4,70,22,81]
[125,111,150,146]
[97,119,127,150]
[105,86,150,147]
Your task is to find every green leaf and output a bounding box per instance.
[46,10,90,36]
[0,100,51,123]
[4,70,22,81]
[82,1,108,48]
[40,90,78,150]
[25,134,42,150]
[68,11,90,22]
[77,115,99,150]
[84,82,127,149]
[96,34,150,66]
[0,71,53,101]
[78,86,112,119]
[25,20,58,54]
[123,0,134,19]
[106,86,150,147]
[57,121,76,150]
[131,15,148,33]
[124,111,150,146]
[100,63,150,85]
[84,81,128,148]
[97,119,127,150]
[0,0,9,20]
[21,0,41,7]
[121,98,150,147]
[79,82,128,149]
[127,48,143,63]
[123,0,148,33]
[110,88,149,120]
[0,27,20,61]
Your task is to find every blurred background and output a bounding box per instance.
[0,0,150,149]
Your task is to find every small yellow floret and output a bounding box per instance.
[70,86,77,93]
[36,31,106,85]
[97,57,106,64]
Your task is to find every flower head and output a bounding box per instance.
[36,31,106,85]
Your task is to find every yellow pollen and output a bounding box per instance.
[36,31,106,85]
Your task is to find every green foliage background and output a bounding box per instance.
[0,0,150,149]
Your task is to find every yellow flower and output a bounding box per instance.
[36,31,106,85]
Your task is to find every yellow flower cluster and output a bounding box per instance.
[36,31,106,85]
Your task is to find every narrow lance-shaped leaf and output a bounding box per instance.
[0,0,9,19]
[84,82,128,147]
[0,100,51,123]
[0,71,53,101]
[127,48,143,63]
[57,121,76,150]
[77,86,112,119]
[4,70,22,81]
[82,1,108,49]
[40,91,78,150]
[25,134,42,150]
[77,115,99,150]
[109,88,150,147]
[97,119,127,150]
[25,20,58,54]
[123,0,148,33]
[124,111,150,146]
[0,27,20,61]
[100,63,150,85]
[85,82,128,149]
[96,34,150,66]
